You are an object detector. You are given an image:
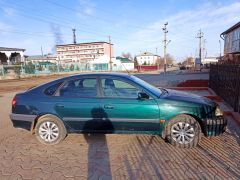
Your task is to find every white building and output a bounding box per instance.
[56,41,113,64]
[88,55,121,71]
[0,47,25,64]
[136,52,160,65]
[116,57,134,71]
[88,56,134,71]
[202,57,219,65]
[26,54,57,64]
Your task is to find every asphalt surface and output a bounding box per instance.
[0,73,240,180]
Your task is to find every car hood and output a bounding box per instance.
[162,89,216,107]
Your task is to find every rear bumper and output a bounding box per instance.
[204,116,227,136]
[9,113,36,131]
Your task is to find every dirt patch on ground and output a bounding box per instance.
[0,74,69,94]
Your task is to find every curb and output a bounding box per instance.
[223,111,240,126]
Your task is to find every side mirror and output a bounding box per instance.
[138,92,149,100]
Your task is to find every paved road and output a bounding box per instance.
[0,91,240,179]
[135,72,209,87]
[0,71,209,94]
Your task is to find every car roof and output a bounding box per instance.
[52,72,133,82]
[28,72,134,93]
[66,72,132,78]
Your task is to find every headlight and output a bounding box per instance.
[215,106,223,116]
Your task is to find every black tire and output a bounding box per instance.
[35,115,67,145]
[164,114,201,148]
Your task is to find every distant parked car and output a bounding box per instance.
[179,66,186,70]
[10,73,227,148]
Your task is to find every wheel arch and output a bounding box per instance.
[162,113,203,138]
[30,113,66,134]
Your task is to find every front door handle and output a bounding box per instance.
[56,104,64,108]
[104,104,114,109]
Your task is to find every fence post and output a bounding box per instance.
[2,65,5,76]
[236,65,240,112]
[216,63,219,94]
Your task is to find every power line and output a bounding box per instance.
[0,1,109,37]
[0,1,163,44]
[42,0,160,32]
[109,35,112,71]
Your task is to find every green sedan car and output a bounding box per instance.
[10,73,227,148]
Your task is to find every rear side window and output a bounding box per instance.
[44,82,63,96]
[59,78,97,98]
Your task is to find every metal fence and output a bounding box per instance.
[0,63,119,77]
[209,63,240,113]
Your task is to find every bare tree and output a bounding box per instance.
[182,57,194,67]
[158,54,174,66]
[121,52,133,60]
[166,53,174,65]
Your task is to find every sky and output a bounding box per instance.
[0,0,240,61]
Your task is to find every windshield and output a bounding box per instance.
[130,75,162,97]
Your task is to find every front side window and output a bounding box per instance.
[101,78,140,98]
[59,78,97,98]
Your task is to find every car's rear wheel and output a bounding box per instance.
[164,114,201,148]
[35,115,67,145]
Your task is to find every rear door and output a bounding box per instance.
[99,77,160,133]
[54,77,104,132]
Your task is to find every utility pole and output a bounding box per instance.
[72,29,76,44]
[109,35,112,71]
[162,22,170,75]
[202,39,207,62]
[196,29,203,65]
[41,46,44,60]
[156,47,160,70]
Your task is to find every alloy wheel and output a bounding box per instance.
[38,121,59,142]
[171,122,195,144]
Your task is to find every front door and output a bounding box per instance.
[99,77,160,133]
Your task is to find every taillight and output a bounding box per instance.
[12,96,17,107]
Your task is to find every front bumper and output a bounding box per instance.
[204,116,227,136]
[9,113,36,131]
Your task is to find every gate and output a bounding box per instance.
[209,63,240,113]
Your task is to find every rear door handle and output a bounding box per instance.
[104,104,114,109]
[56,104,64,108]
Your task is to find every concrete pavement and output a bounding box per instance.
[0,92,240,179]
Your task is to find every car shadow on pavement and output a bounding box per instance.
[83,107,113,179]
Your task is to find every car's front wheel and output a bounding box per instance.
[164,114,201,148]
[35,115,67,145]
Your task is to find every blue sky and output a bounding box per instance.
[0,0,240,61]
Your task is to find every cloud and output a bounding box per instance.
[77,0,95,18]
[0,21,12,35]
[119,1,240,59]
[1,7,16,17]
